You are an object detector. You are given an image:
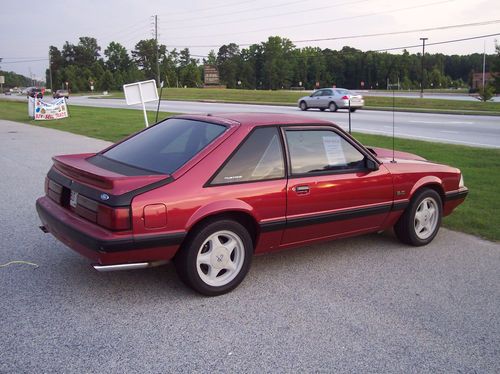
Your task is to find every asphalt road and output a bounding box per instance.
[77,96,500,148]
[1,119,499,373]
[3,94,500,148]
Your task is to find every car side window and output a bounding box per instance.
[285,130,366,175]
[211,127,285,185]
[312,90,323,97]
[323,89,333,96]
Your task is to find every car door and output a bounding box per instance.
[308,89,325,108]
[318,89,333,108]
[281,126,394,246]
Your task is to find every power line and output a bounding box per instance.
[164,0,456,42]
[371,32,500,52]
[1,58,48,64]
[180,32,500,60]
[160,0,310,26]
[158,0,256,19]
[291,19,500,44]
[159,0,369,31]
[164,18,500,49]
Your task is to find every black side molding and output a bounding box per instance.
[445,189,469,202]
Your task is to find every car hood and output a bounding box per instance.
[368,147,427,163]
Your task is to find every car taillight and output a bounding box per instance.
[47,179,63,204]
[342,95,349,100]
[97,205,131,231]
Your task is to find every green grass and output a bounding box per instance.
[103,88,500,114]
[364,96,500,113]
[0,100,176,142]
[1,99,498,241]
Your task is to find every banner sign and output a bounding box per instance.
[29,97,69,120]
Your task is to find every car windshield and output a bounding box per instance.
[102,118,227,174]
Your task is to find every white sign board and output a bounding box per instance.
[123,79,158,127]
[123,80,158,105]
[0,76,5,84]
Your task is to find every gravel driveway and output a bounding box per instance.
[1,119,499,373]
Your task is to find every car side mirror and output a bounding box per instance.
[366,158,379,171]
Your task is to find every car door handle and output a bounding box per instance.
[293,185,310,195]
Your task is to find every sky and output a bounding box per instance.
[1,0,499,81]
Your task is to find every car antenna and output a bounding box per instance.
[155,80,164,124]
[391,81,397,163]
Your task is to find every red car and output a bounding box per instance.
[36,113,468,295]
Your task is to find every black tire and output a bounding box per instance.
[320,108,326,111]
[299,101,308,111]
[394,188,442,246]
[174,219,253,296]
[349,108,357,112]
[329,102,338,112]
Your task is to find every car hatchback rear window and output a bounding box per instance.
[102,118,226,174]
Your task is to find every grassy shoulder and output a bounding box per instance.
[0,99,176,142]
[1,99,498,241]
[102,88,500,114]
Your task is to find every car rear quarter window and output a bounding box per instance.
[102,118,226,174]
[285,130,365,175]
[211,127,285,185]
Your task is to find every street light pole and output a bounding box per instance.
[420,37,428,98]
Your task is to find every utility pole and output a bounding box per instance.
[420,37,428,98]
[155,14,160,88]
[48,51,53,92]
[482,40,486,90]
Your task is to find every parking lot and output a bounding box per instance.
[1,119,499,373]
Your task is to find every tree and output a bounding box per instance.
[74,37,101,67]
[132,39,166,82]
[204,50,217,66]
[100,70,115,91]
[217,43,241,88]
[492,42,500,93]
[104,42,132,72]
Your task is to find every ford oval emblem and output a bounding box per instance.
[100,193,110,201]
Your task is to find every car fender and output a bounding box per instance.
[409,176,444,200]
[186,199,257,231]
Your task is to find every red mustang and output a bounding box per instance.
[36,113,468,295]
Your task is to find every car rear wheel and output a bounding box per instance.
[350,108,357,112]
[394,188,442,246]
[329,102,338,112]
[174,219,253,296]
[299,101,308,111]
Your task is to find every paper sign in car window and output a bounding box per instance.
[322,135,346,166]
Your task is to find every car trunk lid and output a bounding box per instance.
[52,153,169,195]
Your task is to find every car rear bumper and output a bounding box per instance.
[36,196,184,265]
[340,99,364,109]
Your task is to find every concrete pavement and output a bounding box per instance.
[0,119,499,372]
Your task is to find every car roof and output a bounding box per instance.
[174,112,338,128]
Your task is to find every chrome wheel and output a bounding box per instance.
[196,230,245,287]
[414,197,439,240]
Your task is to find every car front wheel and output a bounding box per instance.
[299,101,308,111]
[394,188,442,246]
[174,219,253,296]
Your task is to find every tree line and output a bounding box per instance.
[45,36,499,93]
